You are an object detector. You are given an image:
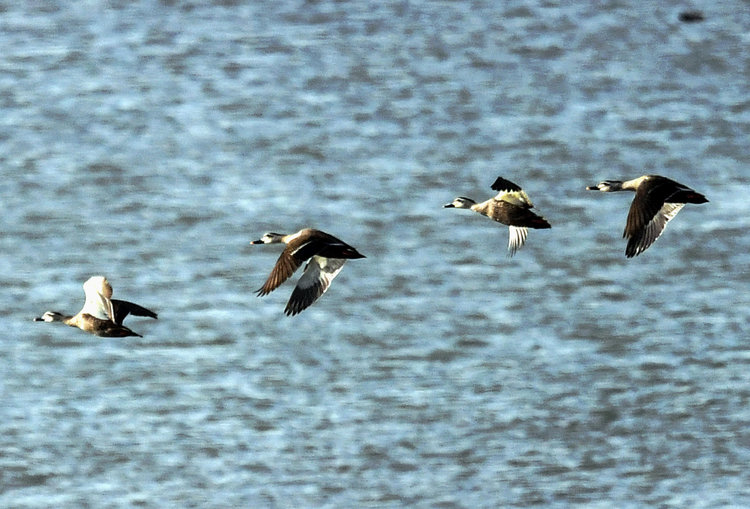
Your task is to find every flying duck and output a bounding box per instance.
[444,176,551,256]
[34,276,157,337]
[586,175,708,257]
[251,228,366,316]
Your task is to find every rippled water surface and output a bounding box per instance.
[2,1,750,507]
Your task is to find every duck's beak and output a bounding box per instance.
[33,316,44,321]
[585,185,598,191]
[250,239,264,244]
[443,203,455,208]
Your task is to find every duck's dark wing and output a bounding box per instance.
[490,177,523,193]
[284,257,347,316]
[256,238,325,296]
[625,183,666,240]
[625,202,685,257]
[110,299,158,325]
[256,250,304,297]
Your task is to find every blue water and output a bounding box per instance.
[2,1,750,507]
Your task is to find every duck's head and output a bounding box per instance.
[443,197,476,209]
[586,180,624,192]
[250,232,286,245]
[34,311,65,322]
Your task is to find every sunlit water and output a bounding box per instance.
[2,1,750,507]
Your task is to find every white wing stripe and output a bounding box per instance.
[507,226,529,257]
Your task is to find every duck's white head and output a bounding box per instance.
[586,180,624,192]
[34,311,65,322]
[250,232,287,245]
[444,197,476,209]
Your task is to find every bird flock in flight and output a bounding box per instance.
[34,174,707,334]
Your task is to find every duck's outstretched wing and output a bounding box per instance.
[625,202,685,258]
[80,289,111,321]
[110,299,158,325]
[491,177,535,209]
[284,257,347,316]
[255,240,322,296]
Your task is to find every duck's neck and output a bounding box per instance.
[40,311,74,323]
[621,176,649,191]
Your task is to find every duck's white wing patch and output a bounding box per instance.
[80,289,113,320]
[626,202,684,257]
[285,257,347,316]
[507,226,529,257]
[80,276,114,320]
[497,190,533,208]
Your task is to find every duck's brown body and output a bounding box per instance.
[64,312,143,338]
[470,198,552,229]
